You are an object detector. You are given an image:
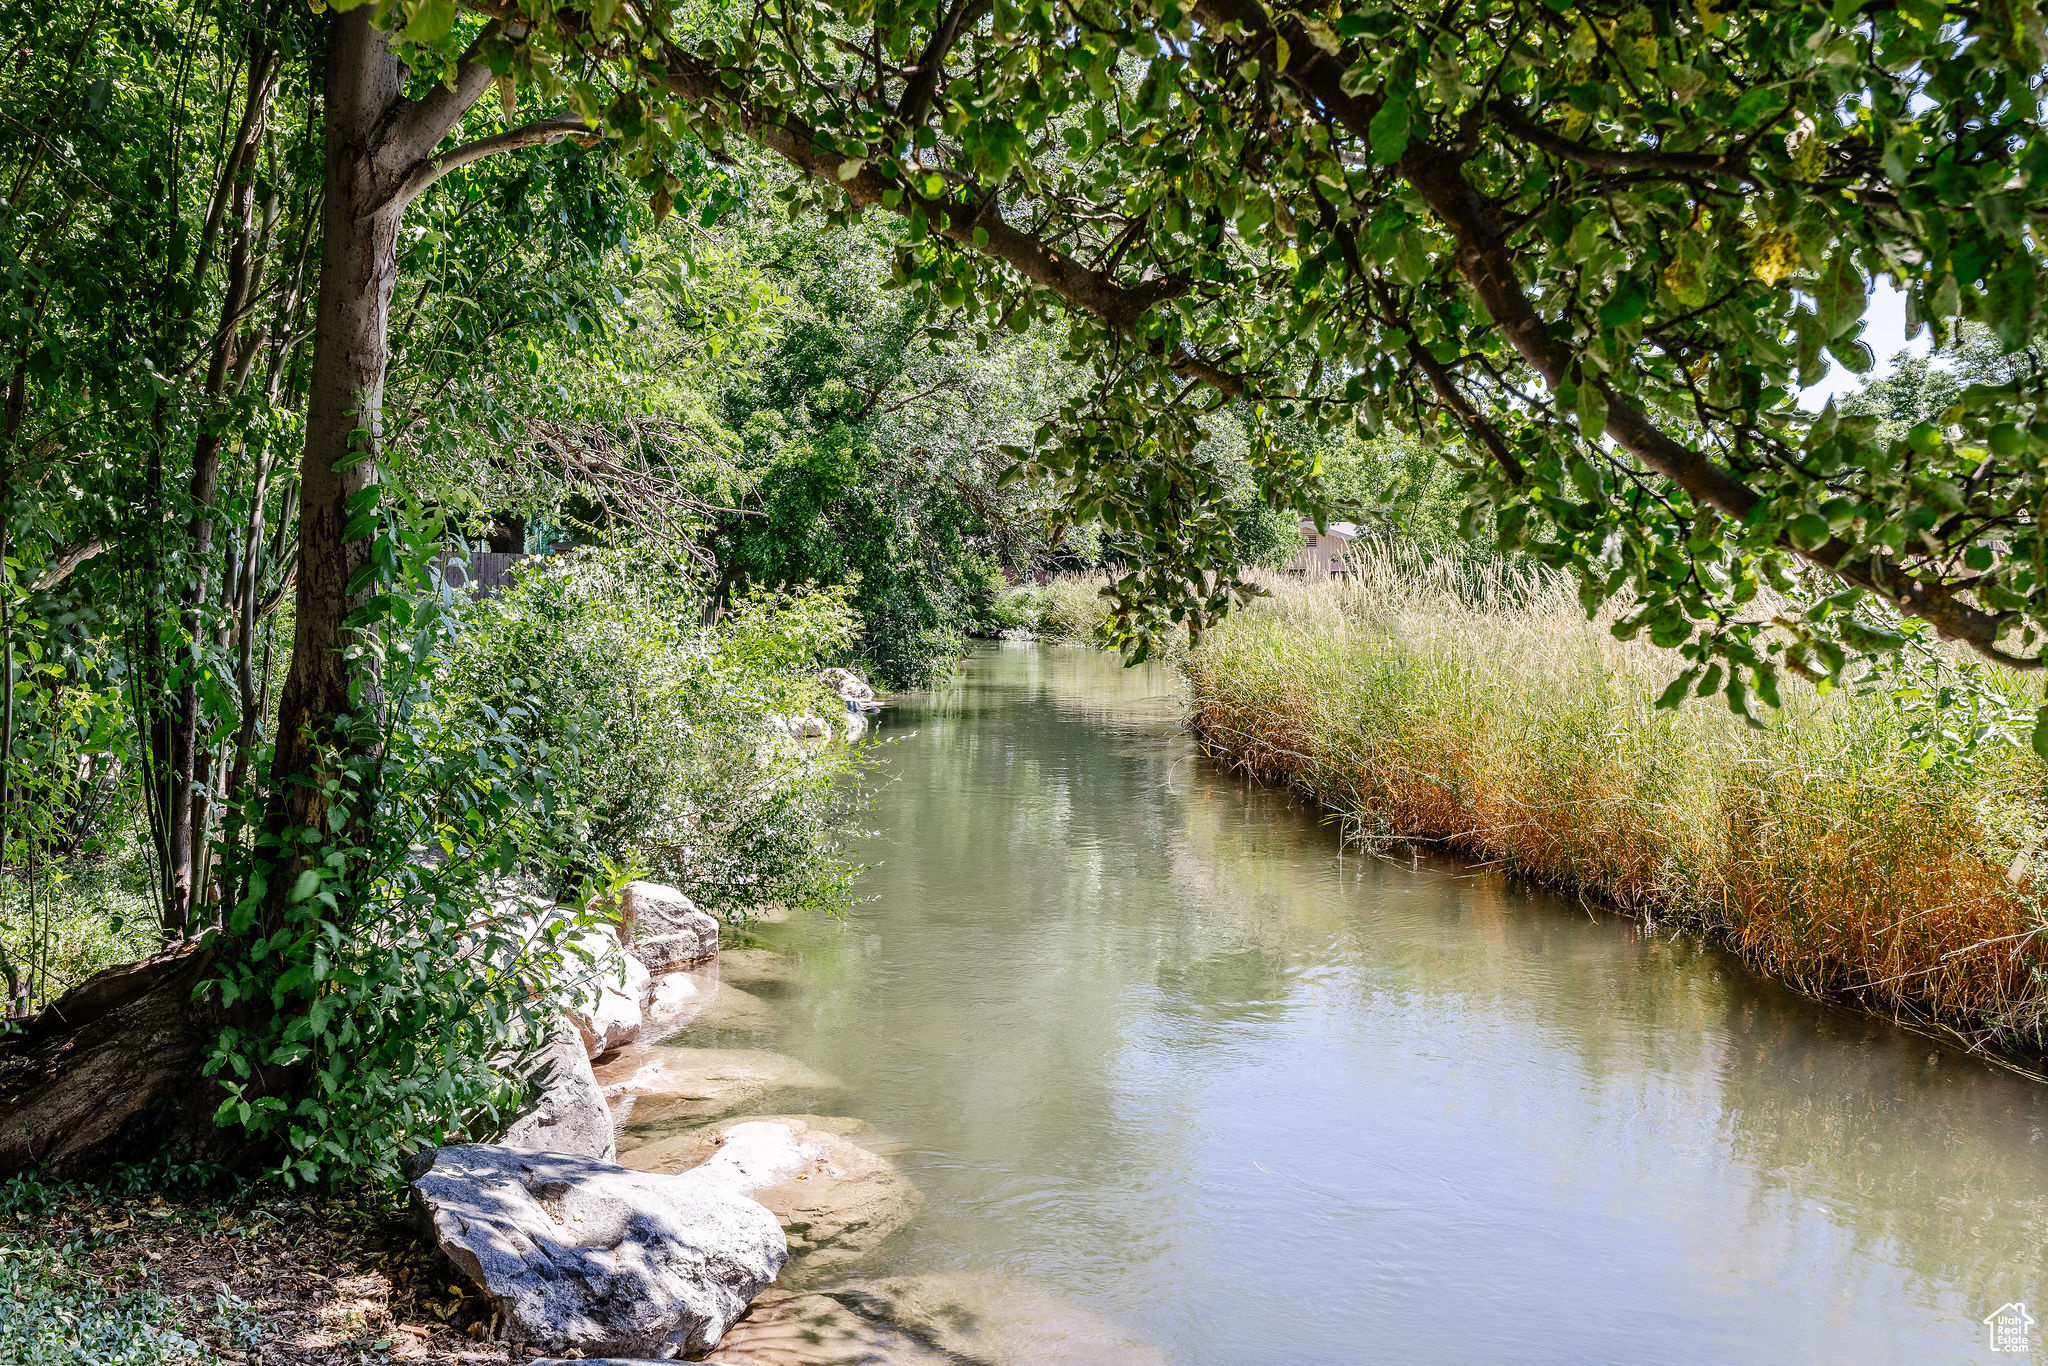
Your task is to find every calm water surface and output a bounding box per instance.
[651,644,2048,1363]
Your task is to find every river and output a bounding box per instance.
[627,643,2048,1364]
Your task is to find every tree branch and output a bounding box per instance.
[645,41,1236,393]
[379,23,508,174]
[1489,100,1757,185]
[1197,0,2028,666]
[31,539,103,592]
[894,0,991,129]
[385,114,589,212]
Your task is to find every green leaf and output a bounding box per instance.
[1728,87,1779,130]
[402,0,458,45]
[1597,279,1647,329]
[1655,670,1698,709]
[1496,503,1529,549]
[1787,513,1832,549]
[1754,662,1782,710]
[1814,248,1865,340]
[1369,98,1412,165]
[1986,254,2037,352]
[1576,380,1608,439]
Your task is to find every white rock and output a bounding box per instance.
[620,881,720,972]
[501,1020,616,1162]
[561,928,647,1059]
[408,1145,785,1358]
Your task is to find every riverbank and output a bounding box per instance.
[1184,550,2048,1057]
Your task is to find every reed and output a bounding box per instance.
[1185,543,2048,1053]
[1002,574,1117,644]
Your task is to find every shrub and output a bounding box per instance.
[441,549,868,920]
[206,515,601,1187]
[1032,575,1115,644]
[989,585,1040,634]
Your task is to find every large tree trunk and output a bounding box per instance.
[263,12,407,892]
[0,947,226,1174]
[0,16,411,1178]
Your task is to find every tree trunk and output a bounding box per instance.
[262,12,406,901]
[0,947,226,1174]
[0,12,535,1179]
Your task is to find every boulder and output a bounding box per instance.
[637,932,715,972]
[628,969,769,1048]
[620,882,720,969]
[700,1275,1170,1366]
[407,1144,785,1359]
[600,1048,841,1131]
[713,948,793,994]
[623,1116,921,1273]
[501,1021,616,1162]
[818,668,879,713]
[691,1289,950,1365]
[562,929,649,1059]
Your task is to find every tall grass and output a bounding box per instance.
[993,574,1117,643]
[1185,543,2048,1054]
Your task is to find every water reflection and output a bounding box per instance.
[623,643,2048,1364]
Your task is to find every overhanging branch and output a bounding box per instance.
[386,115,590,213]
[1202,0,2030,666]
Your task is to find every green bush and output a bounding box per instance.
[206,512,600,1187]
[989,585,1040,633]
[441,549,868,920]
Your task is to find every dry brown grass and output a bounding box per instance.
[1186,546,2048,1054]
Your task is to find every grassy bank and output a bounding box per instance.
[1185,547,2048,1056]
[992,575,1118,644]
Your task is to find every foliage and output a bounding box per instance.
[997,575,1118,644]
[1839,323,2029,445]
[1188,556,2048,1053]
[1230,501,1307,572]
[0,1265,205,1366]
[0,1173,243,1366]
[1318,435,1473,547]
[680,208,1080,685]
[440,548,868,921]
[202,510,601,1187]
[411,0,2048,712]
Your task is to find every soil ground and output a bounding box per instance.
[1,1181,536,1364]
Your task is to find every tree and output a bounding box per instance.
[1842,323,2029,443]
[679,207,1075,683]
[13,0,2048,1181]
[0,2,632,1175]
[430,0,2048,691]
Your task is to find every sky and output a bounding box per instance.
[1798,277,1929,409]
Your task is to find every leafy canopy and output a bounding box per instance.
[395,1,2047,701]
